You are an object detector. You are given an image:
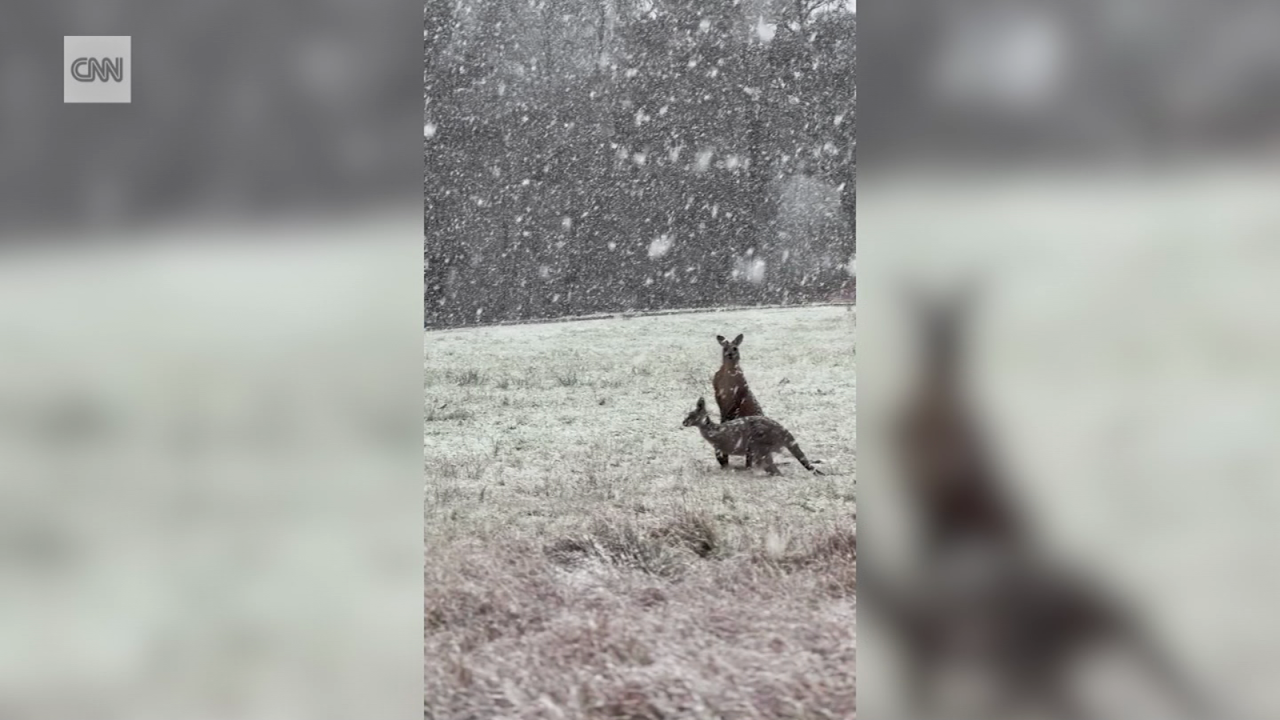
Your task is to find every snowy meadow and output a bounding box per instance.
[424,305,856,719]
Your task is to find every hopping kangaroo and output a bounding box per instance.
[683,397,822,476]
[712,333,764,468]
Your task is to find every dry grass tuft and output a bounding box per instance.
[425,405,475,423]
[545,520,685,578]
[545,511,725,577]
[449,368,486,386]
[653,509,723,559]
[553,366,583,387]
[755,526,858,599]
[810,526,857,561]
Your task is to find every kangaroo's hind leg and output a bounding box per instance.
[760,451,782,476]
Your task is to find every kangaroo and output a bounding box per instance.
[894,284,1024,552]
[682,397,822,476]
[862,282,1216,719]
[712,333,765,468]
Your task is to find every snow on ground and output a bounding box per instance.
[424,304,856,542]
[424,305,856,718]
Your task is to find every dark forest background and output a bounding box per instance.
[424,0,858,328]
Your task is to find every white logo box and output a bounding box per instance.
[65,36,132,104]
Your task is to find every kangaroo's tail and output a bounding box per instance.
[785,434,823,474]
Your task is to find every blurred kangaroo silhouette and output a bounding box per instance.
[863,279,1217,720]
[893,281,1025,553]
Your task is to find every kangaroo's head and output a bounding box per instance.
[904,281,982,385]
[716,333,744,365]
[683,397,710,427]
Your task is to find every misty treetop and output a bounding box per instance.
[425,0,855,328]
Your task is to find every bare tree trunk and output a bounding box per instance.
[744,45,778,300]
[542,4,555,80]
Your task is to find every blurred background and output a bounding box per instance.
[1,0,416,231]
[0,1,423,718]
[859,0,1280,717]
[866,0,1280,165]
[424,0,856,328]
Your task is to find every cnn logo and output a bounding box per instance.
[71,57,125,83]
[64,36,131,103]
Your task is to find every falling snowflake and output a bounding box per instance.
[424,123,437,139]
[648,234,674,258]
[693,149,714,173]
[734,256,767,284]
[755,18,777,42]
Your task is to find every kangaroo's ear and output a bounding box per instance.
[696,397,706,409]
[732,333,743,346]
[716,335,727,346]
[901,274,987,318]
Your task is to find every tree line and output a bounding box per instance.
[425,0,856,328]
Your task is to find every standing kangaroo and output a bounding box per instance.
[712,333,764,468]
[683,397,822,476]
[894,286,1023,552]
[861,283,1215,719]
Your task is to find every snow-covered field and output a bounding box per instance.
[424,305,856,718]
